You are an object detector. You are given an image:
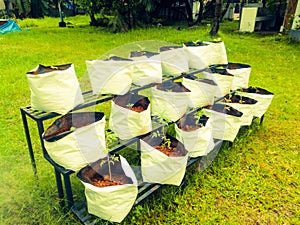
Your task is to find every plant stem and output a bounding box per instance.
[107,155,112,181]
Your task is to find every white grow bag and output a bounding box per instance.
[222,103,254,126]
[203,105,243,142]
[150,82,190,122]
[175,118,214,157]
[221,94,258,126]
[129,51,162,86]
[203,70,234,98]
[86,57,132,95]
[214,63,251,90]
[26,64,84,114]
[140,136,188,186]
[183,42,210,70]
[203,41,228,65]
[78,156,138,223]
[43,112,106,171]
[109,94,152,140]
[236,87,274,118]
[159,46,189,76]
[182,77,217,108]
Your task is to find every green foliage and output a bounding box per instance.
[265,0,287,16]
[138,0,160,13]
[75,0,161,32]
[105,130,119,148]
[193,109,205,126]
[152,115,172,149]
[224,93,233,103]
[101,130,120,180]
[16,0,31,17]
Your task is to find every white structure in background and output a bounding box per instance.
[0,0,5,10]
[223,3,235,20]
[239,2,276,32]
[290,0,300,41]
[192,0,200,21]
[239,7,258,32]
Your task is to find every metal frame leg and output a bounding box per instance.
[260,114,264,125]
[63,173,74,209]
[20,109,38,178]
[36,120,46,154]
[54,168,65,208]
[37,119,75,209]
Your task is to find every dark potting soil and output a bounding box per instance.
[130,51,159,58]
[183,41,208,47]
[177,114,209,132]
[105,56,133,61]
[113,93,150,112]
[183,73,217,86]
[207,67,234,76]
[241,87,274,95]
[207,40,223,43]
[159,46,183,52]
[211,63,251,70]
[153,144,183,157]
[205,104,243,117]
[27,64,72,75]
[143,134,188,157]
[78,155,133,188]
[156,81,190,93]
[43,112,104,141]
[223,94,257,104]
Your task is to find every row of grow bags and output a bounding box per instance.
[25,62,252,116]
[41,85,273,223]
[25,40,274,223]
[25,41,233,115]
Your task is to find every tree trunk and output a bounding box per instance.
[210,0,223,36]
[184,0,194,26]
[196,0,204,23]
[282,0,297,33]
[89,0,98,26]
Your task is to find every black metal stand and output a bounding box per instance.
[20,68,265,223]
[19,72,190,210]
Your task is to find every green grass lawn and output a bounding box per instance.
[0,15,299,224]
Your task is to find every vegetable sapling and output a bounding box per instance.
[99,130,119,181]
